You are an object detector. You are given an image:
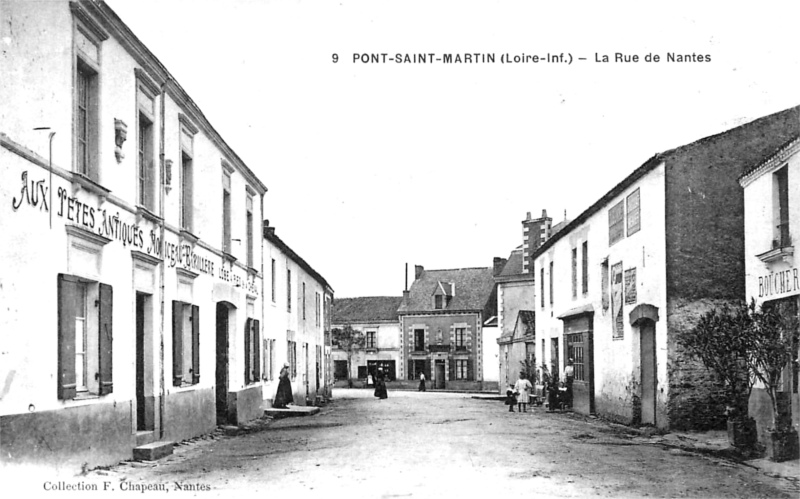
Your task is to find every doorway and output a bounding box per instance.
[435,360,446,389]
[135,292,154,431]
[216,302,231,425]
[551,338,560,382]
[640,319,657,425]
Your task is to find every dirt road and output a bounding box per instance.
[77,389,796,498]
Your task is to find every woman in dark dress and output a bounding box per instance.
[374,369,388,399]
[273,363,294,409]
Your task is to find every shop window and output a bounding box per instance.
[244,318,260,385]
[172,301,199,386]
[57,274,113,399]
[455,359,468,380]
[609,200,624,245]
[627,188,641,236]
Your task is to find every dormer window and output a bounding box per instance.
[432,281,454,309]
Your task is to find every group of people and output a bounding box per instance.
[505,359,575,413]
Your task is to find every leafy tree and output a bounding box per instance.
[679,302,755,420]
[331,325,365,385]
[747,300,799,431]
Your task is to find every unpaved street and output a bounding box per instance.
[79,389,796,498]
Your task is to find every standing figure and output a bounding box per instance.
[418,372,427,392]
[505,386,517,412]
[374,368,388,399]
[514,372,534,413]
[273,362,294,409]
[367,373,374,388]
[564,358,575,408]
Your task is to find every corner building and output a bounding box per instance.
[1,0,268,470]
[532,106,799,430]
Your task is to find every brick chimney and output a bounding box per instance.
[522,210,553,273]
[493,257,507,277]
[262,219,275,236]
[414,265,424,280]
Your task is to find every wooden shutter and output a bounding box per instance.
[467,359,474,381]
[98,283,113,395]
[191,305,200,384]
[253,320,260,383]
[244,318,252,384]
[172,301,183,386]
[424,359,431,380]
[449,358,455,381]
[57,274,78,400]
[407,359,413,380]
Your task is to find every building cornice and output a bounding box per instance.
[739,135,800,188]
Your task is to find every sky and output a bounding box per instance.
[105,0,800,298]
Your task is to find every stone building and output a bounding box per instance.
[496,247,536,390]
[739,133,800,444]
[331,296,403,383]
[532,105,800,430]
[398,265,497,390]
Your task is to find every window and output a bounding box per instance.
[287,269,292,313]
[75,63,98,177]
[57,274,113,399]
[571,248,578,299]
[271,259,276,303]
[601,258,610,311]
[178,115,196,229]
[315,292,321,327]
[136,72,157,210]
[222,170,232,254]
[244,318,260,385]
[566,333,585,381]
[172,301,199,386]
[549,261,554,306]
[775,166,791,247]
[582,241,588,295]
[627,188,641,236]
[262,338,275,381]
[414,329,425,351]
[455,327,466,350]
[434,294,444,310]
[366,331,376,349]
[302,282,306,320]
[246,192,254,267]
[540,267,545,308]
[181,152,193,229]
[288,340,297,378]
[611,262,624,339]
[609,200,625,245]
[455,360,468,380]
[334,360,348,380]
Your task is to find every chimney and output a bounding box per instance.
[405,263,408,291]
[262,219,275,236]
[402,289,410,306]
[526,211,531,221]
[493,257,507,277]
[542,209,547,219]
[414,265,424,280]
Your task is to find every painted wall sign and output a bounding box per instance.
[10,170,259,296]
[758,267,799,299]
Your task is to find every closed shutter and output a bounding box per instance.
[244,318,252,384]
[424,359,431,380]
[98,283,113,395]
[57,274,78,400]
[449,358,455,381]
[253,320,260,383]
[191,305,200,384]
[407,359,413,380]
[172,301,183,386]
[467,359,474,381]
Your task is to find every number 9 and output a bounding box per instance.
[332,53,339,63]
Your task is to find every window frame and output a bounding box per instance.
[608,199,625,246]
[414,329,425,351]
[626,188,641,237]
[455,327,467,350]
[72,13,105,182]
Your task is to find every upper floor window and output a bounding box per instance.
[549,261,554,306]
[179,114,197,230]
[775,166,791,247]
[540,267,545,308]
[571,248,578,299]
[455,328,467,350]
[609,200,625,245]
[222,167,232,253]
[271,258,276,302]
[434,295,444,310]
[366,331,376,349]
[286,268,292,313]
[414,329,425,351]
[315,292,321,327]
[627,188,641,236]
[582,241,589,295]
[302,282,307,320]
[135,71,158,211]
[246,191,254,267]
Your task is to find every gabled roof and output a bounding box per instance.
[532,104,800,259]
[399,267,495,314]
[499,247,524,277]
[499,310,536,341]
[332,296,403,324]
[434,281,454,296]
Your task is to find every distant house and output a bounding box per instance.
[331,296,403,382]
[497,247,537,390]
[398,265,497,390]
